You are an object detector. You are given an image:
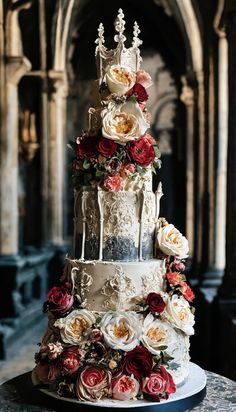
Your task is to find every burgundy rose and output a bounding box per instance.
[141,365,176,401]
[32,362,60,385]
[127,136,155,167]
[76,134,98,159]
[123,346,153,379]
[97,137,117,157]
[126,83,149,103]
[61,347,81,375]
[146,293,166,314]
[76,366,112,401]
[47,286,74,316]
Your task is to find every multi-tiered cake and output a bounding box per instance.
[32,9,195,404]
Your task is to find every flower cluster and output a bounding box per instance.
[71,66,161,191]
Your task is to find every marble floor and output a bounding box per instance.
[0,318,47,384]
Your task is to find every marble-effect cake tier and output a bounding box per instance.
[73,188,160,262]
[65,259,166,311]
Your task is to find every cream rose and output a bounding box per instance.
[105,65,135,96]
[54,309,96,345]
[100,311,142,351]
[157,223,189,259]
[164,295,195,335]
[101,101,149,144]
[142,313,177,355]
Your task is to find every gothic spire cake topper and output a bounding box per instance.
[95,9,143,81]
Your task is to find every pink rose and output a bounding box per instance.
[61,347,81,374]
[32,362,59,385]
[120,163,136,177]
[112,374,139,401]
[76,366,112,401]
[47,341,63,359]
[136,69,153,89]
[47,285,74,316]
[141,365,176,401]
[142,133,156,145]
[166,272,184,286]
[172,259,185,272]
[104,175,122,192]
[179,282,195,302]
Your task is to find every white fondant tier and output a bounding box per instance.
[73,186,163,262]
[65,258,166,311]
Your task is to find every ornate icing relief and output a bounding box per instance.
[141,264,165,295]
[70,265,93,308]
[101,265,136,310]
[102,192,139,243]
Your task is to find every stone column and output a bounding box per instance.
[215,34,228,274]
[0,3,31,256]
[220,10,236,298]
[180,76,195,257]
[47,72,68,246]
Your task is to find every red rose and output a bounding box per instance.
[127,136,155,167]
[141,365,176,401]
[127,83,149,103]
[146,293,166,314]
[61,347,81,374]
[104,175,123,192]
[97,137,117,157]
[179,281,195,302]
[123,346,153,379]
[47,286,74,316]
[76,366,112,401]
[76,134,98,159]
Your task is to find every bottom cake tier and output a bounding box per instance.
[32,256,195,403]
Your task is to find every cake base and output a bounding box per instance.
[40,362,206,410]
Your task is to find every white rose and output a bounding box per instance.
[100,311,142,351]
[164,295,195,336]
[142,313,177,355]
[157,223,189,259]
[105,65,135,96]
[102,101,149,144]
[54,309,96,345]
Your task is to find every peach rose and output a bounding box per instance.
[104,175,123,192]
[112,374,139,401]
[136,69,153,89]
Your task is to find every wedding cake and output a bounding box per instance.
[32,9,195,404]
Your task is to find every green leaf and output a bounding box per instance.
[154,145,161,158]
[83,159,91,170]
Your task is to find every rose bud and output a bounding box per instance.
[146,293,166,314]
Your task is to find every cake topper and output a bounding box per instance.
[95,9,143,83]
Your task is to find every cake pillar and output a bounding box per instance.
[0,3,31,255]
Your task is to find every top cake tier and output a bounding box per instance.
[71,10,162,261]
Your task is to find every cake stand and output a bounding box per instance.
[40,362,206,411]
